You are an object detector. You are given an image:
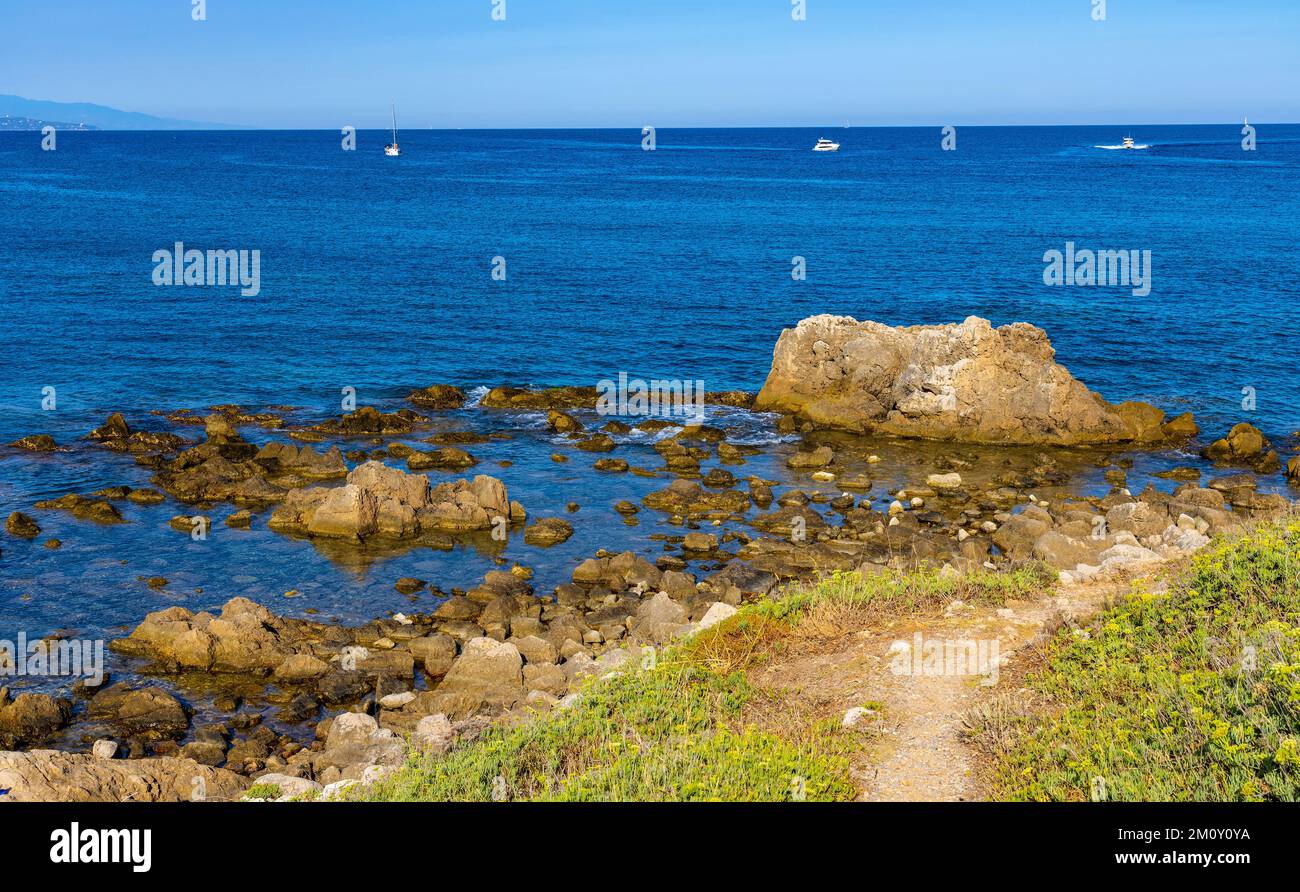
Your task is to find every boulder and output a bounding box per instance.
[681,532,719,552]
[268,461,511,540]
[926,472,963,490]
[407,447,477,471]
[632,592,690,644]
[547,410,585,433]
[408,384,466,410]
[480,386,599,410]
[31,494,125,524]
[425,638,524,719]
[87,685,189,739]
[313,713,406,778]
[411,714,456,754]
[754,315,1168,445]
[113,597,309,673]
[1031,531,1103,570]
[523,517,574,546]
[0,693,72,748]
[1202,423,1281,473]
[0,750,247,802]
[787,446,834,468]
[697,602,738,632]
[7,434,57,451]
[5,511,40,539]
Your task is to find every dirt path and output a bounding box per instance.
[748,577,1135,802]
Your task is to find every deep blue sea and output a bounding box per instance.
[1,125,1297,703]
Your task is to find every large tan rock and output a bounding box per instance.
[0,750,247,802]
[425,637,524,719]
[113,597,307,673]
[268,460,511,540]
[754,315,1167,445]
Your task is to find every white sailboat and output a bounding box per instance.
[384,103,401,156]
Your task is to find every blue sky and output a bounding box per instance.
[3,0,1297,127]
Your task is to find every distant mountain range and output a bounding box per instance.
[0,95,237,130]
[0,115,98,131]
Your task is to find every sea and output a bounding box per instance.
[1,125,1297,703]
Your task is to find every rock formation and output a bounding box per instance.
[754,315,1187,445]
[1202,422,1281,473]
[0,750,247,802]
[268,460,519,541]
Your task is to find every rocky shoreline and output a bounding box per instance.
[1,316,1297,801]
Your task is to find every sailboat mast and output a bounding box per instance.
[391,103,398,144]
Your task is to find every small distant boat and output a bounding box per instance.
[813,137,840,152]
[1095,134,1150,150]
[384,103,401,157]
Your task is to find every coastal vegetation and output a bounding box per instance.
[971,517,1300,801]
[362,563,1053,802]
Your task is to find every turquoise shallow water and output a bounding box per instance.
[0,125,1297,689]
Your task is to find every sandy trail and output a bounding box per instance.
[748,577,1135,801]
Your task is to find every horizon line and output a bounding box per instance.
[4,120,1290,133]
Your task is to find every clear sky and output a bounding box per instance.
[3,0,1297,128]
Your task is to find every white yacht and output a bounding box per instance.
[813,137,840,152]
[384,103,401,156]
[1096,134,1150,150]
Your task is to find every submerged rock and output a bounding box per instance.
[32,494,125,524]
[754,315,1174,445]
[480,386,599,410]
[408,384,466,410]
[523,517,574,546]
[7,434,57,451]
[294,406,424,439]
[5,511,41,538]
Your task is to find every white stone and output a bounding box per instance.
[842,706,877,729]
[697,601,738,632]
[91,739,117,760]
[926,472,963,490]
[379,691,416,710]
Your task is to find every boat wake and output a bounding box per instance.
[1094,143,1151,150]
